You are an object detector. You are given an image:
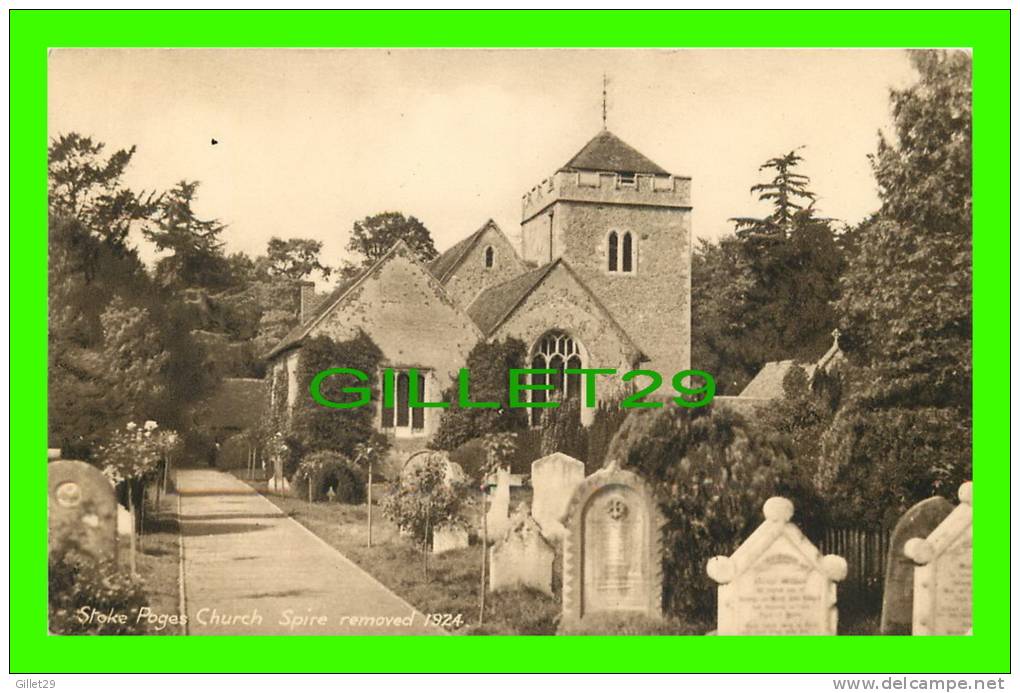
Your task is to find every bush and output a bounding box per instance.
[291,331,385,458]
[430,338,528,451]
[292,450,365,503]
[540,398,587,462]
[380,452,468,545]
[585,402,629,472]
[49,549,150,635]
[817,401,972,529]
[607,406,822,622]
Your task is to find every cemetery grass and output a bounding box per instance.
[132,487,185,634]
[240,478,560,635]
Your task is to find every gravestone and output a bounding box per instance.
[904,481,972,635]
[561,460,663,621]
[879,496,954,635]
[48,459,118,561]
[707,497,848,635]
[432,525,469,554]
[489,505,555,595]
[485,466,511,542]
[531,452,584,539]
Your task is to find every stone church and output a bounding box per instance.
[265,128,692,439]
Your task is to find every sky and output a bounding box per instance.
[49,49,918,287]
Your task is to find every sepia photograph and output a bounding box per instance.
[46,47,972,638]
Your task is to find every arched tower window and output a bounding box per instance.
[622,231,634,273]
[608,230,635,274]
[530,331,584,426]
[484,246,494,269]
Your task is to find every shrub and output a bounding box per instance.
[607,406,822,622]
[291,331,386,458]
[430,338,528,451]
[380,452,468,545]
[817,401,972,529]
[49,549,150,635]
[540,398,587,462]
[585,401,629,472]
[292,450,365,503]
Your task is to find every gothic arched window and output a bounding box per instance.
[484,246,494,269]
[607,231,619,272]
[622,231,634,273]
[530,332,583,426]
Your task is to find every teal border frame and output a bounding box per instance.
[10,9,1010,673]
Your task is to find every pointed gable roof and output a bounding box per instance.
[560,129,670,176]
[466,258,644,363]
[265,239,475,360]
[428,219,507,283]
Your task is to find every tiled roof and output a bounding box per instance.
[466,262,559,336]
[561,129,670,176]
[738,360,813,399]
[428,220,495,283]
[465,258,644,364]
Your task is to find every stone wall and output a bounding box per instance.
[299,243,482,437]
[557,202,691,380]
[492,262,637,403]
[442,225,525,309]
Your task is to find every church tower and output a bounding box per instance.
[520,129,692,378]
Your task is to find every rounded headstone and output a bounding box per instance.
[958,481,972,505]
[762,496,794,523]
[48,459,118,560]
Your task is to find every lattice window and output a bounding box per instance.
[530,332,583,426]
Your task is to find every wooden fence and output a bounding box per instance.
[820,527,891,610]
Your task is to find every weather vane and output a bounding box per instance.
[602,73,609,128]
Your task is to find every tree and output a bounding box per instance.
[731,148,816,242]
[347,212,438,265]
[48,133,158,273]
[264,237,332,281]
[430,338,529,451]
[692,150,844,392]
[290,332,386,458]
[690,235,757,393]
[818,50,973,525]
[48,133,213,458]
[146,180,231,289]
[98,297,171,422]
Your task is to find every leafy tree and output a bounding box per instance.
[289,332,387,458]
[759,365,839,482]
[48,133,213,457]
[693,150,844,392]
[98,297,171,422]
[264,237,332,281]
[146,180,231,289]
[347,212,438,265]
[48,133,157,274]
[430,338,529,451]
[690,235,757,393]
[818,50,973,525]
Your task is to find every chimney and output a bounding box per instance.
[299,281,316,324]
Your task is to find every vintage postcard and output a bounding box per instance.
[46,47,973,638]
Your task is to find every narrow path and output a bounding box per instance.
[177,469,442,635]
